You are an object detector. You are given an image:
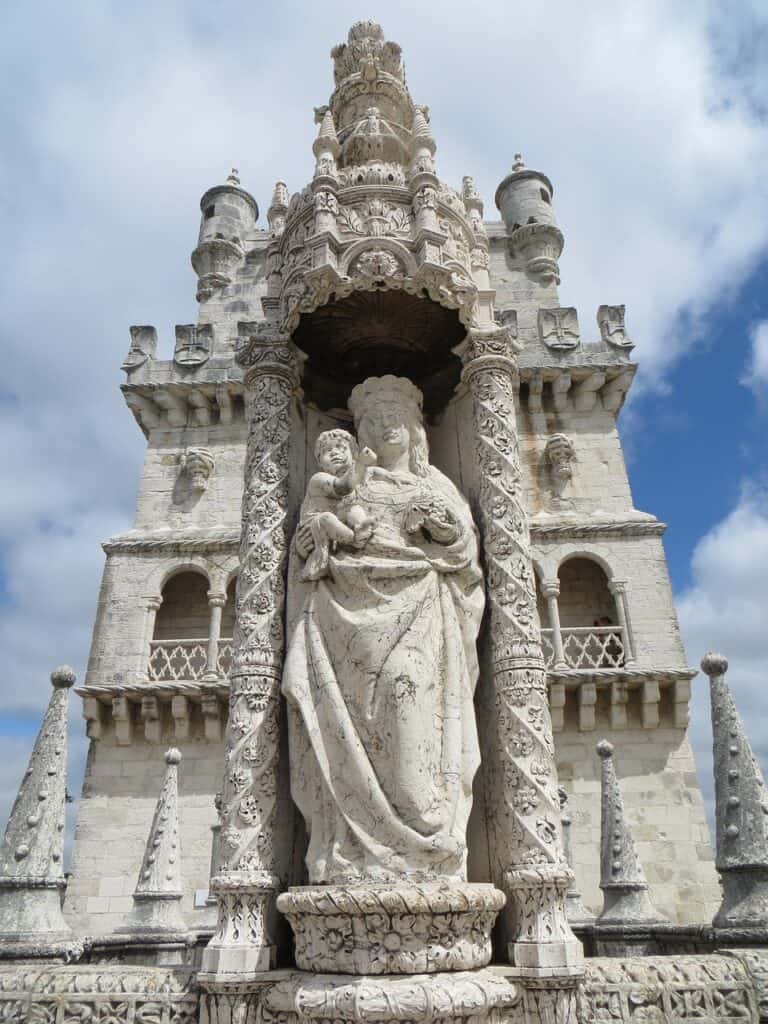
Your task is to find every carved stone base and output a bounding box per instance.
[0,882,80,959]
[276,883,505,975]
[597,883,667,927]
[714,868,768,930]
[199,874,280,982]
[260,967,520,1023]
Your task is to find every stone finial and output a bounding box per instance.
[596,739,667,926]
[558,787,595,926]
[0,667,76,950]
[124,748,186,936]
[701,652,768,929]
[411,105,436,155]
[226,168,240,186]
[313,108,340,159]
[512,153,526,172]
[268,181,290,234]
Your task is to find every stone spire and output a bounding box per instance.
[267,181,290,235]
[313,107,340,159]
[124,748,186,936]
[0,667,76,953]
[701,652,768,929]
[595,740,666,926]
[558,787,594,926]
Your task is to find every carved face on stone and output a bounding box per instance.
[358,406,410,462]
[315,429,356,476]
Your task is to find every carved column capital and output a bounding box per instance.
[608,578,627,596]
[207,592,227,609]
[235,328,303,390]
[540,581,560,600]
[454,324,521,382]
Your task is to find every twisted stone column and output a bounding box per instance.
[456,326,581,971]
[201,331,301,982]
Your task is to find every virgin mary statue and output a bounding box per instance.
[283,376,485,885]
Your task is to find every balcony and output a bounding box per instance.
[540,626,626,670]
[148,638,233,682]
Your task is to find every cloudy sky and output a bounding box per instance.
[1,1,767,852]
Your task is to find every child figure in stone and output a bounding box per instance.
[299,428,377,581]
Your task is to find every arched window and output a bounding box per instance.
[554,557,625,669]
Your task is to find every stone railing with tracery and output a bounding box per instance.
[540,627,625,670]
[147,638,233,681]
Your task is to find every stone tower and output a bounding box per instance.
[44,18,728,1009]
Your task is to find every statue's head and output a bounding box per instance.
[348,376,428,476]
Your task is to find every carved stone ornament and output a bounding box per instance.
[180,446,215,493]
[598,303,633,348]
[545,433,576,506]
[276,884,505,975]
[262,969,521,1023]
[0,966,199,1024]
[174,324,212,367]
[580,954,758,1024]
[122,325,157,371]
[538,307,580,350]
[352,247,403,279]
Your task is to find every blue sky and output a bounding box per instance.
[1,1,767,846]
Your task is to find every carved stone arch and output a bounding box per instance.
[339,237,418,277]
[555,547,615,580]
[152,558,211,598]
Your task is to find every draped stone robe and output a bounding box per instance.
[283,464,485,884]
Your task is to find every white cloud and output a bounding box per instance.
[1,1,768,839]
[744,321,768,390]
[678,486,768,824]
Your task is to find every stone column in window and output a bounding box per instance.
[142,596,162,681]
[203,590,227,681]
[200,329,301,981]
[608,579,635,665]
[455,325,582,971]
[541,581,568,670]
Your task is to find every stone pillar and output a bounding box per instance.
[456,325,582,971]
[541,581,568,670]
[200,331,301,982]
[141,596,162,680]
[203,591,227,681]
[608,579,635,665]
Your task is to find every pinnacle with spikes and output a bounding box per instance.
[122,748,187,936]
[411,105,436,156]
[701,652,768,929]
[0,667,79,956]
[595,739,667,926]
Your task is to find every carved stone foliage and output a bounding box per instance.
[0,965,199,1024]
[598,304,633,348]
[337,198,412,237]
[351,247,403,279]
[538,307,580,350]
[122,325,157,371]
[261,969,521,1024]
[174,324,212,367]
[580,955,757,1024]
[180,447,215,493]
[456,327,579,969]
[338,162,406,187]
[277,884,504,975]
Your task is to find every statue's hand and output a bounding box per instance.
[357,446,378,468]
[405,495,461,545]
[295,522,315,559]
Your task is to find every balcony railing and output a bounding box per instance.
[540,627,626,670]
[148,638,233,682]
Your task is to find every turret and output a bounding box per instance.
[495,154,564,283]
[191,168,258,302]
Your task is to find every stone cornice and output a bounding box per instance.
[546,667,696,686]
[103,530,239,555]
[530,518,667,541]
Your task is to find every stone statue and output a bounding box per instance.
[283,375,485,885]
[299,428,378,582]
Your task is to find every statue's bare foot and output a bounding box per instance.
[352,519,375,547]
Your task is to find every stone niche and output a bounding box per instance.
[292,290,465,415]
